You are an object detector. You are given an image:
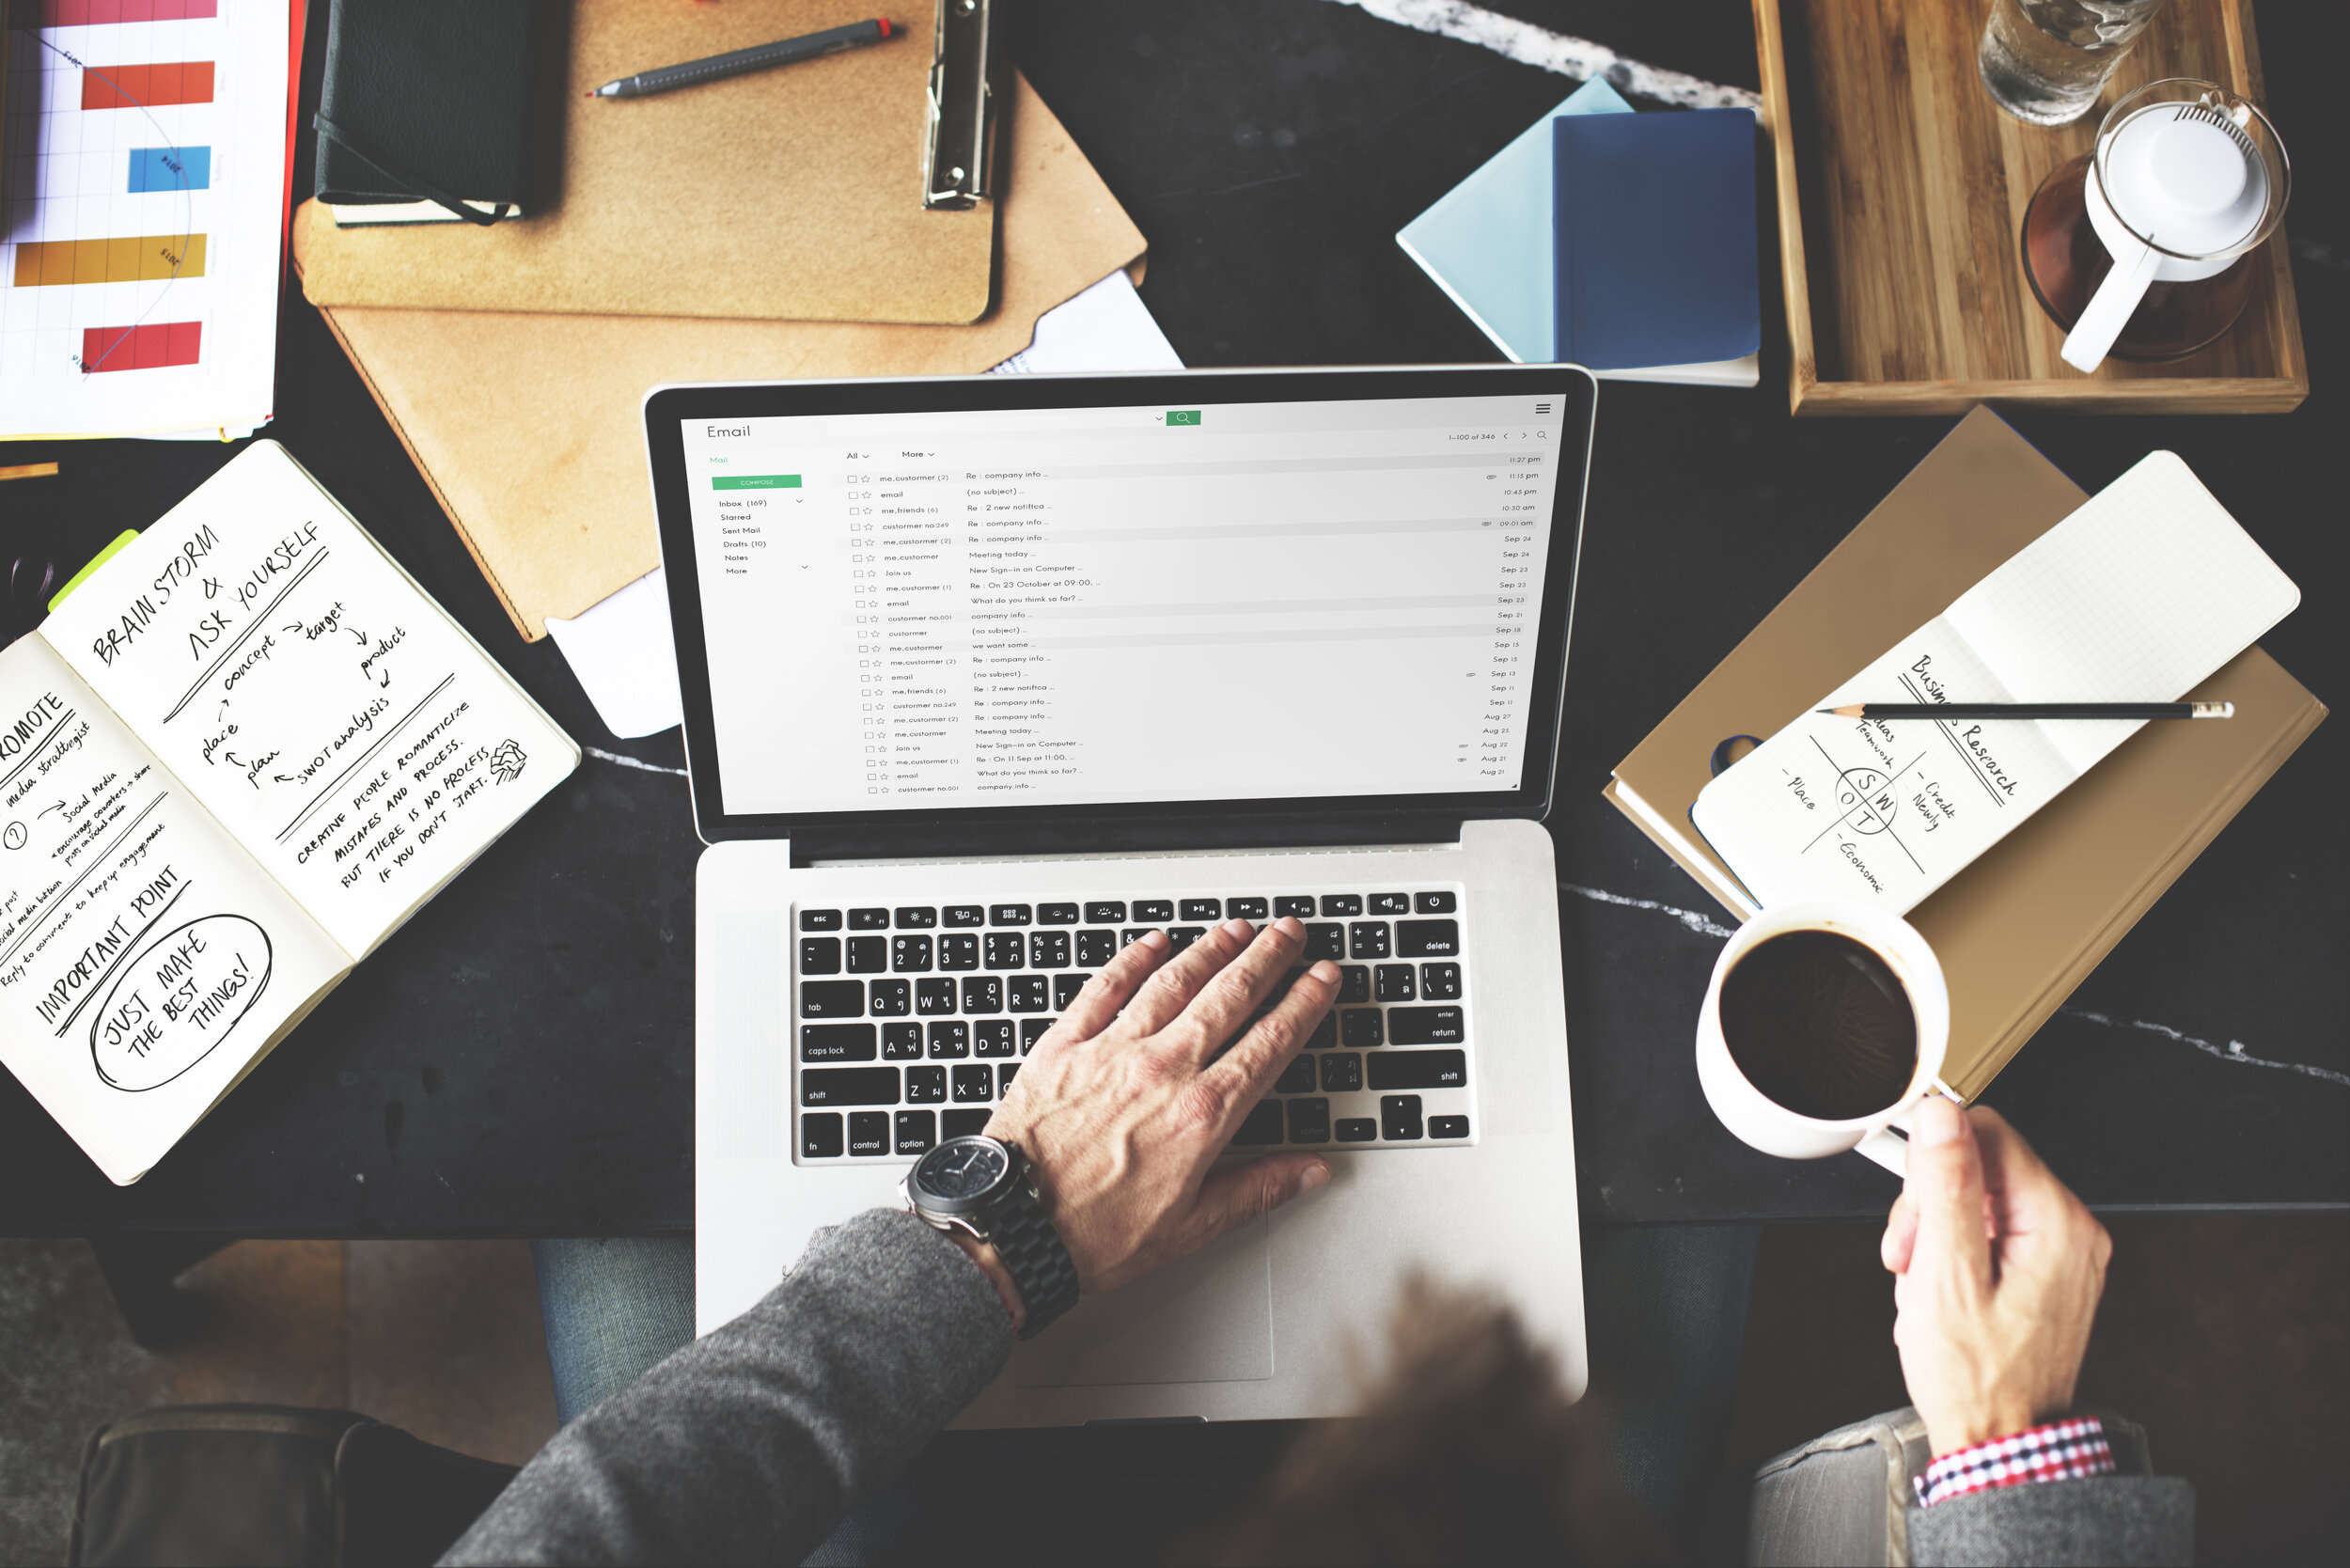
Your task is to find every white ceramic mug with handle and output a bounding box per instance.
[1696,899,1950,1171]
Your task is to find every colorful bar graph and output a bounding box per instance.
[80,321,203,372]
[12,233,208,288]
[37,3,220,24]
[83,60,215,111]
[127,146,212,192]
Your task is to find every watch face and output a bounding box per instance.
[916,1137,1010,1203]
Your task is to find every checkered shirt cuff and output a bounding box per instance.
[1913,1417,2115,1507]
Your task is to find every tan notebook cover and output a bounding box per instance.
[1607,407,2326,1100]
[293,75,1148,642]
[297,0,994,323]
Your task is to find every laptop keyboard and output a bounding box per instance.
[792,889,1473,1162]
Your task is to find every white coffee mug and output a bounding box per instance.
[1696,899,1950,1170]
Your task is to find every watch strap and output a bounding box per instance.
[988,1184,1079,1339]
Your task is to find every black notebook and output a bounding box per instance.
[316,0,540,227]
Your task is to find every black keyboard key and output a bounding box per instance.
[1076,930,1118,966]
[1275,1055,1317,1094]
[984,933,1026,970]
[849,1111,890,1155]
[1339,964,1371,1005]
[961,976,1003,1014]
[1320,1054,1362,1092]
[893,934,933,972]
[1084,901,1127,923]
[1287,1097,1331,1144]
[928,1020,969,1058]
[801,1112,843,1157]
[1368,1049,1466,1090]
[896,1110,936,1155]
[944,1108,993,1138]
[974,1020,1016,1058]
[939,933,979,970]
[990,903,1032,927]
[801,1024,876,1062]
[1038,902,1080,925]
[1337,1118,1377,1143]
[997,1063,1022,1093]
[1340,1010,1385,1049]
[1134,899,1174,923]
[800,980,863,1018]
[904,1066,947,1104]
[1320,894,1362,917]
[1180,899,1222,920]
[1307,1013,1338,1050]
[1387,1007,1465,1045]
[799,937,842,974]
[1375,964,1417,1003]
[1304,923,1344,961]
[1274,896,1315,918]
[869,979,912,1016]
[1419,963,1462,1000]
[1415,892,1457,914]
[801,1067,898,1105]
[1396,919,1460,957]
[850,907,890,930]
[1029,932,1071,968]
[1020,1018,1056,1052]
[883,1023,924,1060]
[1008,976,1049,1011]
[1430,1116,1470,1139]
[1120,929,1152,948]
[950,1064,994,1103]
[1167,927,1206,952]
[1349,922,1390,959]
[895,906,937,929]
[800,909,843,932]
[1227,897,1269,920]
[1053,972,1091,1010]
[1369,893,1411,916]
[847,935,886,973]
[1230,1099,1286,1146]
[943,904,986,928]
[1381,1095,1424,1140]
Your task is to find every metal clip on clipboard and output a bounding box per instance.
[923,0,999,209]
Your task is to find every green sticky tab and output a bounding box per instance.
[712,474,802,490]
[1166,411,1201,426]
[48,530,142,612]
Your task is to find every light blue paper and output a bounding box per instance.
[1396,79,1632,364]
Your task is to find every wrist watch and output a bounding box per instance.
[901,1135,1080,1338]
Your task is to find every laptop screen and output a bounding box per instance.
[646,368,1594,842]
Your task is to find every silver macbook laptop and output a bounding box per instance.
[647,365,1596,1424]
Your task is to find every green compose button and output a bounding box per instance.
[1165,410,1200,426]
[712,474,802,490]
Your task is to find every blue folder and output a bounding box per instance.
[1553,108,1760,370]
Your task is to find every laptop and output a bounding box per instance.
[647,364,1596,1424]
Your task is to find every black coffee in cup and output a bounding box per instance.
[1719,930,1918,1121]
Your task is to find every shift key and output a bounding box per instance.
[801,1067,901,1105]
[1386,1006,1464,1045]
[1367,1049,1466,1090]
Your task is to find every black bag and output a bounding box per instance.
[69,1405,518,1567]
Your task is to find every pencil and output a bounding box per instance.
[589,19,897,100]
[1820,701,2233,720]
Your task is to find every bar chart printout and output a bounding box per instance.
[0,0,290,438]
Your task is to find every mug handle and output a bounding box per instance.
[1856,1125,1909,1176]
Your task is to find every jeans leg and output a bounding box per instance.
[1582,1223,1762,1552]
[530,1237,696,1426]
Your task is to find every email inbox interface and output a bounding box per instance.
[682,395,1567,816]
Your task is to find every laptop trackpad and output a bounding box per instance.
[1009,1217,1273,1387]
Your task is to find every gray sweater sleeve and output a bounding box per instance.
[1908,1476,2195,1566]
[444,1209,1013,1566]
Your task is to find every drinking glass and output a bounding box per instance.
[1979,0,2170,127]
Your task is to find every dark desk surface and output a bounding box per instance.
[4,1,2342,1236]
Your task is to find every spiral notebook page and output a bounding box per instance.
[1690,451,2299,913]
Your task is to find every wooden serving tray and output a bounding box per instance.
[1753,0,2307,416]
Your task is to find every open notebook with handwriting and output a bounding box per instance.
[1689,451,2299,914]
[0,442,576,1184]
